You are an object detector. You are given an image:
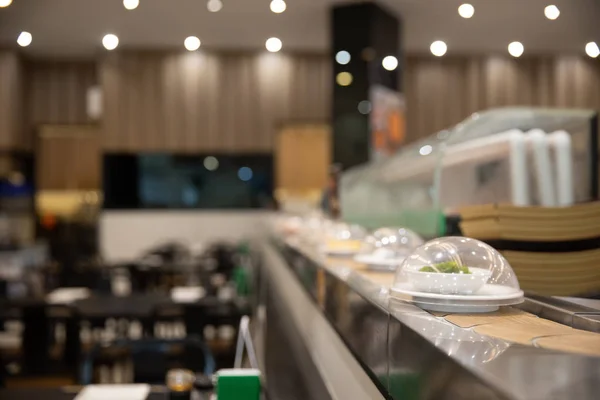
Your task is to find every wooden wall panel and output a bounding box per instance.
[275,123,331,191]
[2,51,600,153]
[100,52,331,152]
[403,55,600,143]
[24,60,97,148]
[36,125,101,190]
[0,52,23,149]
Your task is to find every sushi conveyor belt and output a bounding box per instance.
[258,237,600,400]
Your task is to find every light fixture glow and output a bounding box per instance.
[458,4,475,19]
[0,0,12,8]
[508,41,524,57]
[430,41,447,57]
[204,156,219,171]
[265,37,282,52]
[336,72,353,87]
[184,36,201,51]
[335,50,351,65]
[544,5,560,20]
[586,42,600,58]
[17,31,32,47]
[238,167,253,182]
[102,34,119,51]
[207,0,223,13]
[382,55,398,71]
[270,0,286,14]
[123,0,139,10]
[419,145,433,156]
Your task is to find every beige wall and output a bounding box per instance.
[1,51,600,151]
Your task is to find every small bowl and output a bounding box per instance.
[406,267,492,295]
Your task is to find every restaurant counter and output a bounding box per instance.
[258,237,600,400]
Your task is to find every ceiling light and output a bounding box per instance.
[207,0,223,12]
[265,37,282,52]
[123,0,139,10]
[102,34,119,51]
[17,32,32,47]
[544,5,560,20]
[184,36,201,51]
[0,0,12,8]
[335,50,351,65]
[508,41,524,57]
[336,72,353,87]
[382,55,398,71]
[586,42,600,58]
[430,41,447,57]
[458,4,475,19]
[270,0,286,14]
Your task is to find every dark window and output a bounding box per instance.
[103,153,274,210]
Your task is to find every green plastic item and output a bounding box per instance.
[216,369,261,400]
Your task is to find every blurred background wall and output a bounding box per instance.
[1,51,599,151]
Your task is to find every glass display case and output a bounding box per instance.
[340,107,598,237]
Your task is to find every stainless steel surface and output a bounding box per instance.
[556,296,600,310]
[518,295,600,333]
[261,241,386,400]
[268,238,600,400]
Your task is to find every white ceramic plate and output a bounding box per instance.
[391,282,523,301]
[390,282,524,313]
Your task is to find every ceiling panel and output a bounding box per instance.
[0,0,598,55]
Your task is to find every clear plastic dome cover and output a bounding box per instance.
[392,237,523,312]
[322,221,366,255]
[299,211,332,245]
[355,227,425,271]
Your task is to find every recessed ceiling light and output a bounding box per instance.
[382,56,398,71]
[207,0,223,13]
[335,50,351,65]
[265,37,282,52]
[544,5,560,20]
[336,72,353,87]
[458,4,475,19]
[585,42,600,58]
[102,34,119,51]
[508,41,524,57]
[430,41,447,57]
[17,31,32,47]
[184,36,201,51]
[270,0,286,14]
[123,0,139,10]
[0,0,12,8]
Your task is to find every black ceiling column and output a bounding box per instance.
[331,2,403,169]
